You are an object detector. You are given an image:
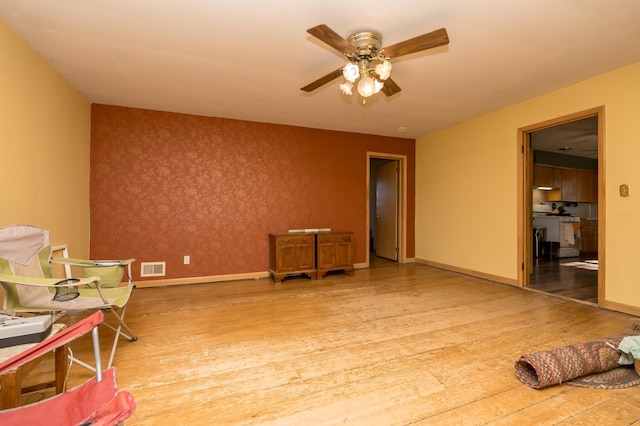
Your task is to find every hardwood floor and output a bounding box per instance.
[529,255,598,303]
[14,258,640,425]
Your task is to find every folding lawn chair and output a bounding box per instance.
[0,311,136,425]
[0,224,137,369]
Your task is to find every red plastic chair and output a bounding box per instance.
[0,311,135,425]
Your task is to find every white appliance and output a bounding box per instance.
[558,219,581,257]
[532,204,553,215]
[531,215,581,258]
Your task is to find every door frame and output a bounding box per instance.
[366,152,408,267]
[518,106,605,304]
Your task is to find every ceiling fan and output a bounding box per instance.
[301,24,449,102]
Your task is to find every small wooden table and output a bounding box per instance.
[0,324,67,409]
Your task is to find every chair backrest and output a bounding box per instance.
[0,225,55,311]
[0,225,52,278]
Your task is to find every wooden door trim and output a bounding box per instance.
[517,106,605,305]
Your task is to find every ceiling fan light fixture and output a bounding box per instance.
[357,75,383,98]
[374,60,392,80]
[343,62,360,83]
[339,81,354,95]
[303,25,450,100]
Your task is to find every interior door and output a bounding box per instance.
[376,160,398,261]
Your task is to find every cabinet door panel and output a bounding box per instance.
[317,244,336,269]
[295,244,315,270]
[576,170,593,202]
[561,169,577,202]
[276,245,296,272]
[533,164,553,187]
[335,242,352,267]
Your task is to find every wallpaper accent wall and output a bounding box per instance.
[91,105,415,282]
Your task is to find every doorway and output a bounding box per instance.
[372,159,398,260]
[367,153,407,266]
[519,107,605,304]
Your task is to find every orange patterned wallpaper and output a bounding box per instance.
[90,104,415,281]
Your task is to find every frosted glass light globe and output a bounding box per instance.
[357,76,376,97]
[342,63,360,83]
[357,76,384,97]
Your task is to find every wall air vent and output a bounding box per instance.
[140,262,166,277]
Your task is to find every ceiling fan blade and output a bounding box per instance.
[383,28,449,58]
[307,24,358,55]
[381,78,401,97]
[301,68,344,92]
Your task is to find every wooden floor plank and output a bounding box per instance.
[11,258,640,425]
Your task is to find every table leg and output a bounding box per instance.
[54,343,68,394]
[0,370,20,409]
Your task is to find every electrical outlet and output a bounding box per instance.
[183,255,190,265]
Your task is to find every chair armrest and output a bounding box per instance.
[51,258,135,267]
[0,273,100,288]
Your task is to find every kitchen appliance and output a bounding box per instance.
[532,215,581,258]
[533,227,546,258]
[558,219,581,258]
[533,204,552,215]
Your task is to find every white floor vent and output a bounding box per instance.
[141,262,166,277]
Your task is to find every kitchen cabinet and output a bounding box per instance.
[589,171,598,202]
[547,167,596,203]
[269,233,316,284]
[580,219,598,254]
[560,169,577,201]
[316,231,354,279]
[533,164,553,188]
[576,170,598,203]
[533,164,562,189]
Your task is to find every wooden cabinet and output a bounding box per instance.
[269,231,355,283]
[269,233,316,284]
[533,164,553,188]
[560,168,577,202]
[576,170,598,203]
[546,166,596,203]
[316,231,354,279]
[580,219,598,254]
[589,171,598,202]
[533,164,562,189]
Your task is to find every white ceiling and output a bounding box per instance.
[2,1,640,140]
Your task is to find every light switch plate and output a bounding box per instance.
[620,184,630,197]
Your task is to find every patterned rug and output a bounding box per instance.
[514,333,640,389]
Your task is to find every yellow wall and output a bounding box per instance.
[0,19,91,256]
[416,60,640,313]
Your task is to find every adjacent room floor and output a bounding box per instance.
[529,254,598,303]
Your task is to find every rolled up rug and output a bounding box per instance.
[514,334,637,389]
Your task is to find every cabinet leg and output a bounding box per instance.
[271,272,283,284]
